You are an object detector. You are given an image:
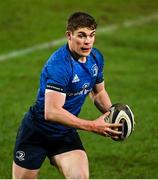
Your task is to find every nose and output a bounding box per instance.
[84,36,91,44]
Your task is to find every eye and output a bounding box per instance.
[90,33,95,38]
[78,34,85,38]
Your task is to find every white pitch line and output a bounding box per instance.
[0,12,158,62]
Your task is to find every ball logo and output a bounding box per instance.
[16,151,25,161]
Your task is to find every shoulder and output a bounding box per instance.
[44,45,72,72]
[91,47,103,55]
[43,45,72,76]
[48,44,70,64]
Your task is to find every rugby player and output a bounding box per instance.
[12,12,122,179]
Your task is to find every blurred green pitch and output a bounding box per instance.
[0,0,158,178]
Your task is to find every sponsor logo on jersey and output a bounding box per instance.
[16,151,25,161]
[82,83,90,94]
[67,83,91,96]
[72,74,80,83]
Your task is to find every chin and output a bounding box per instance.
[81,51,91,57]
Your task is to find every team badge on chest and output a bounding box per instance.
[91,64,98,77]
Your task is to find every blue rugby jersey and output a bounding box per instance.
[26,44,105,137]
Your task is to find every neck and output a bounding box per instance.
[68,45,87,63]
[78,57,87,63]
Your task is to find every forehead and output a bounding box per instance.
[73,27,96,34]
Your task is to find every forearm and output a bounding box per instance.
[91,89,112,113]
[44,90,121,137]
[45,107,94,132]
[45,106,122,138]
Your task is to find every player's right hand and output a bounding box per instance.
[92,112,122,138]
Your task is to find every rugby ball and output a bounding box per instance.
[105,103,135,141]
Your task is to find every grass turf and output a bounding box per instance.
[0,0,158,178]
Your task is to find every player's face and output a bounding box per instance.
[67,27,96,58]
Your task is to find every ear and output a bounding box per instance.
[66,31,71,40]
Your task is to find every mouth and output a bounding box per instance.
[81,47,91,52]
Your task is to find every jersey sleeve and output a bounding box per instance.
[45,56,70,93]
[95,50,105,84]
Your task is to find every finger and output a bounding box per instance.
[109,123,123,128]
[111,136,119,140]
[103,132,110,137]
[106,128,122,135]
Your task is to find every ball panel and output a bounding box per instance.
[125,105,135,130]
[105,103,135,141]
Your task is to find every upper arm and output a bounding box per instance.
[93,81,105,93]
[92,81,105,94]
[44,57,71,119]
[44,90,66,120]
[89,81,105,101]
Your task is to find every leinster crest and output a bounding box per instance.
[91,64,98,77]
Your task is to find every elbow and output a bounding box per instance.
[44,107,61,121]
[44,110,56,121]
[44,111,52,121]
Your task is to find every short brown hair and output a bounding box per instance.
[67,12,97,32]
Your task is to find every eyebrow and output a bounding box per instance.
[77,30,96,35]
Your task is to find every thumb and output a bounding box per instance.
[103,111,110,122]
[100,111,110,119]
